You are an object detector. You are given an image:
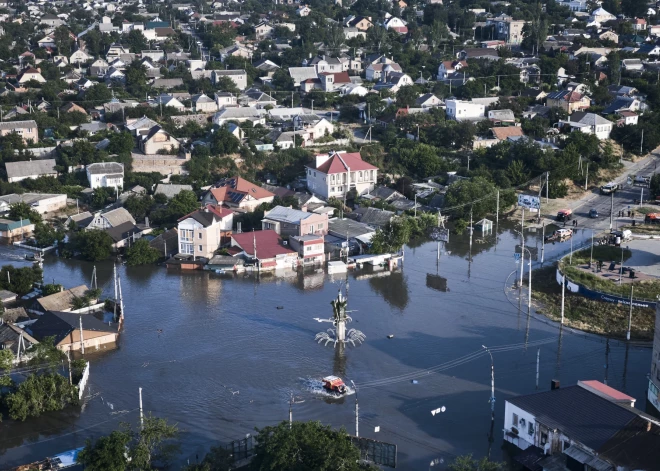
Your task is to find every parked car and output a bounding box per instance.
[589,208,599,218]
[556,209,573,222]
[600,183,618,194]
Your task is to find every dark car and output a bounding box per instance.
[589,209,598,218]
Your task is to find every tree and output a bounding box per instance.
[53,26,74,55]
[0,349,13,389]
[252,421,364,471]
[621,0,647,18]
[124,194,154,221]
[125,238,161,266]
[396,85,419,107]
[271,69,294,91]
[366,26,389,52]
[77,430,131,471]
[0,265,43,296]
[34,222,64,247]
[210,126,240,156]
[448,454,503,471]
[74,230,114,261]
[4,372,78,421]
[8,202,42,224]
[215,76,240,94]
[167,190,200,220]
[84,83,113,104]
[126,29,148,53]
[78,416,178,471]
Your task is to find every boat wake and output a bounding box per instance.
[300,377,355,398]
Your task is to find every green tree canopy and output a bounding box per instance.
[252,421,365,471]
[125,238,161,266]
[72,230,114,261]
[8,202,42,224]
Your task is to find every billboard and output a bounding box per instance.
[517,194,540,210]
[350,436,397,468]
[431,228,449,242]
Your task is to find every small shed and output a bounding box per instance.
[474,218,493,234]
[0,289,18,305]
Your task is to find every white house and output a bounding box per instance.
[86,162,125,189]
[177,205,233,259]
[192,94,218,113]
[437,60,467,80]
[296,5,312,16]
[212,69,248,91]
[445,99,486,121]
[590,7,616,24]
[558,112,613,140]
[306,150,378,199]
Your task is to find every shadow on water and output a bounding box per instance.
[367,271,409,311]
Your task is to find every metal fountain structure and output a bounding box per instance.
[314,288,365,347]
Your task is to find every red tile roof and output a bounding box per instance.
[231,230,296,260]
[209,177,275,204]
[314,152,378,175]
[579,380,635,402]
[491,126,524,140]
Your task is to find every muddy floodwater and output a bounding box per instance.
[0,223,651,470]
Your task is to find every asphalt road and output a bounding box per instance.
[553,151,660,233]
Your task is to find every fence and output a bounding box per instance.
[77,361,90,401]
[555,268,657,309]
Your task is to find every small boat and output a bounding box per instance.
[25,252,44,262]
[322,375,347,394]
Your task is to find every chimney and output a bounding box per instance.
[551,379,560,390]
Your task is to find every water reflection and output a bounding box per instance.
[367,271,409,311]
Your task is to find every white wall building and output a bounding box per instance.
[86,162,125,189]
[305,151,378,199]
[445,99,486,121]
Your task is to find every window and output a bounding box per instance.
[528,422,534,436]
[317,223,324,230]
[512,413,518,427]
[198,232,202,239]
[331,187,335,192]
[198,245,203,252]
[540,432,548,445]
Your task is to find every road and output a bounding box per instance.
[548,150,660,233]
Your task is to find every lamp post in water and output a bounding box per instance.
[482,345,495,423]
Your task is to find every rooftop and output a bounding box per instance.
[231,229,296,260]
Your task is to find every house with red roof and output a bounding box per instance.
[201,177,275,212]
[230,229,298,270]
[306,151,378,199]
[177,205,233,259]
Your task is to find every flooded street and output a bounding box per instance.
[0,222,651,470]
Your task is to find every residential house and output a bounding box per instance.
[599,30,618,43]
[213,107,266,126]
[254,22,274,39]
[488,109,515,124]
[383,16,407,34]
[66,212,94,230]
[0,218,33,244]
[558,112,613,140]
[28,310,118,352]
[374,72,414,93]
[192,94,218,113]
[262,206,328,237]
[215,92,239,109]
[86,162,124,189]
[590,7,616,23]
[138,126,180,155]
[31,285,93,314]
[5,159,56,183]
[293,115,334,140]
[230,230,298,270]
[212,70,248,90]
[437,60,467,80]
[622,59,644,73]
[239,89,276,108]
[154,184,193,199]
[202,177,275,212]
[306,151,378,199]
[344,15,373,31]
[289,67,318,87]
[457,48,500,61]
[486,14,527,45]
[89,59,110,78]
[546,90,590,114]
[152,78,184,90]
[0,323,38,360]
[177,205,233,258]
[351,206,394,228]
[504,380,660,469]
[0,193,67,215]
[217,44,252,62]
[296,5,312,16]
[126,116,160,136]
[445,99,485,121]
[0,120,38,145]
[86,208,136,231]
[617,111,638,126]
[151,94,186,112]
[491,126,525,142]
[17,67,46,84]
[602,96,642,115]
[634,18,647,31]
[40,13,64,27]
[289,234,325,265]
[365,60,402,82]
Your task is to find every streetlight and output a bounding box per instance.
[350,380,358,437]
[482,345,495,422]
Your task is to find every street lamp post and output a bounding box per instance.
[482,345,495,422]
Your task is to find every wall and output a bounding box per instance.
[58,330,118,351]
[503,401,536,449]
[34,194,67,214]
[650,303,660,415]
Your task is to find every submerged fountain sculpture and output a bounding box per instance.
[314,289,366,347]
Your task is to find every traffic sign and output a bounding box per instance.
[514,253,521,261]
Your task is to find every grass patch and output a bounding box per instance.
[634,206,658,215]
[531,265,654,340]
[559,246,660,299]
[621,224,660,234]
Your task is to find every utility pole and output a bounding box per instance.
[67,350,72,385]
[482,346,495,422]
[139,387,144,429]
[590,231,594,269]
[541,222,545,264]
[640,187,644,207]
[496,190,499,226]
[79,316,85,354]
[519,208,525,288]
[535,348,540,389]
[610,191,614,230]
[546,172,549,203]
[289,394,293,429]
[527,251,532,312]
[627,284,634,341]
[560,275,565,325]
[640,129,644,155]
[351,380,358,437]
[584,162,589,190]
[414,193,417,218]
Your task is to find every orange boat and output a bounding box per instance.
[322,376,347,394]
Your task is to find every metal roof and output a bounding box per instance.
[263,205,314,224]
[87,162,124,175]
[5,159,57,179]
